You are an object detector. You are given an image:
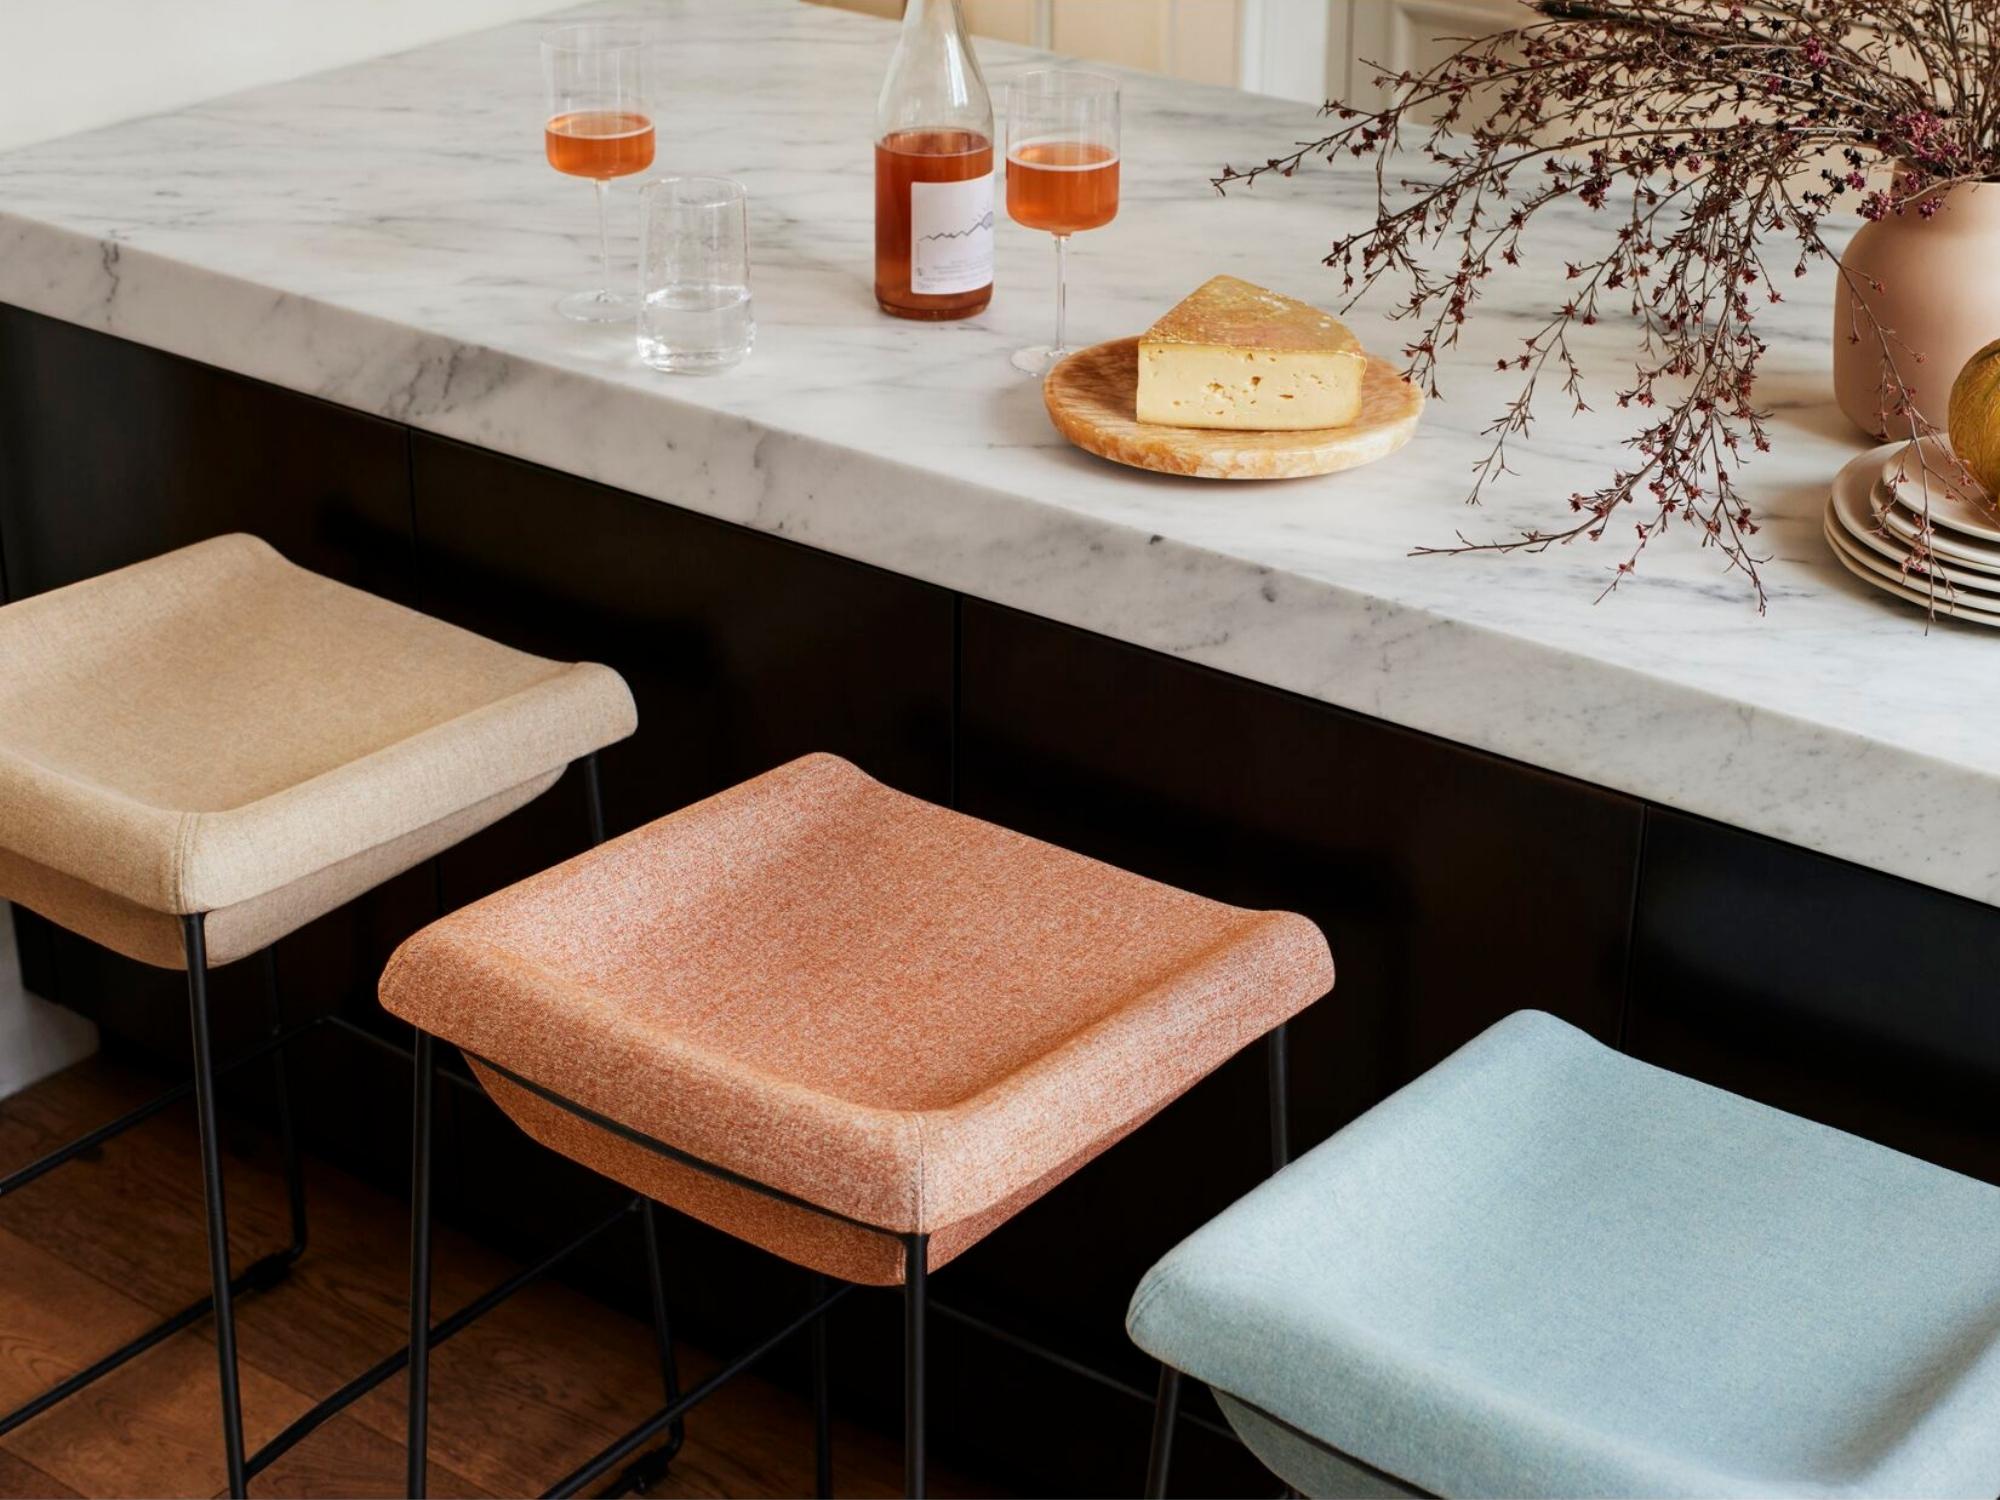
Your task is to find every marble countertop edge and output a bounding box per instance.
[1,0,1995,909]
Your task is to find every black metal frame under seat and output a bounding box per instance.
[405,1014,1295,1500]
[0,754,653,1500]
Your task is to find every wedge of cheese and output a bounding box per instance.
[1136,275,1366,431]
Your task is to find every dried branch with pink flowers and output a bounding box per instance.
[1219,0,2000,607]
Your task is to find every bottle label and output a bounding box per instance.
[910,174,994,295]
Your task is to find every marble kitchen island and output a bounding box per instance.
[3,0,1998,1491]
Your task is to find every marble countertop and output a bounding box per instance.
[2,0,1995,907]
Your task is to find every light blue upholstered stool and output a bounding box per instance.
[1127,1011,2000,1499]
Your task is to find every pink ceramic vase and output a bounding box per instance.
[1833,181,2000,438]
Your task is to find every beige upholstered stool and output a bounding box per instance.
[0,534,636,1495]
[381,751,1334,1498]
[0,534,632,969]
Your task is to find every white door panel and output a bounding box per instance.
[1330,0,1532,111]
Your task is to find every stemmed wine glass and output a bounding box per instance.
[542,23,654,322]
[1005,70,1120,376]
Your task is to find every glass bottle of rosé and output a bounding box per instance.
[874,0,994,320]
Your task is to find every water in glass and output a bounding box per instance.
[639,283,754,372]
[638,176,754,373]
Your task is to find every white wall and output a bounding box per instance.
[813,0,1531,107]
[0,0,558,1096]
[0,0,560,152]
[0,912,96,1098]
[1239,0,1331,103]
[1328,0,1534,112]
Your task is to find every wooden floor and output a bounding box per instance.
[0,1055,981,1499]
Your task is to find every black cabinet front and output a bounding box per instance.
[1628,809,2000,1185]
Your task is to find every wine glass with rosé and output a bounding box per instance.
[1005,69,1120,376]
[542,23,654,322]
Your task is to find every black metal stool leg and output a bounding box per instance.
[1267,1022,1291,1174]
[262,948,308,1258]
[407,1029,437,1500]
[1144,1364,1181,1499]
[903,1233,928,1500]
[607,1200,686,1494]
[184,914,249,1499]
[642,1201,683,1443]
[811,1271,833,1499]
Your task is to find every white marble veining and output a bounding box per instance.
[1,0,1996,906]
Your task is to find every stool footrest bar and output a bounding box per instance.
[0,1245,301,1439]
[0,1019,321,1202]
[927,1300,1238,1446]
[604,1440,677,1499]
[543,1282,855,1500]
[245,1198,640,1481]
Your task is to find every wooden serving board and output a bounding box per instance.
[1044,336,1424,480]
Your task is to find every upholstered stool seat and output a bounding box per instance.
[0,532,639,1496]
[380,751,1334,1285]
[0,534,636,968]
[1128,1011,2000,1499]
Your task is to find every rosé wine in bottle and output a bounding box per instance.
[874,0,994,320]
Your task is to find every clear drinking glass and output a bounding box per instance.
[638,176,754,373]
[1005,70,1120,376]
[542,23,654,323]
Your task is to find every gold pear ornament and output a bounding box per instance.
[1948,338,2000,500]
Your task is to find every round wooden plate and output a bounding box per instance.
[1044,336,1424,480]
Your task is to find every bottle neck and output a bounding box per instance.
[900,0,969,41]
[877,0,991,141]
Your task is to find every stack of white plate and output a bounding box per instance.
[1825,436,2000,626]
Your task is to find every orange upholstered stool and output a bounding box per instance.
[382,752,1333,1498]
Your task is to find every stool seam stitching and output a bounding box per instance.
[1125,1267,1181,1342]
[172,809,200,913]
[910,1107,928,1234]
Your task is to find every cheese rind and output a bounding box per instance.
[1136,275,1366,431]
